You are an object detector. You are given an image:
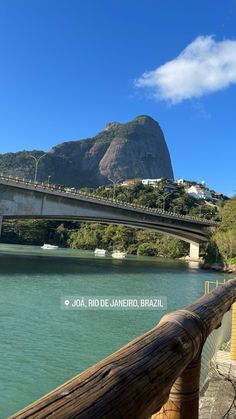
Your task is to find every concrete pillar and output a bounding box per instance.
[189,242,200,260]
[0,215,3,237]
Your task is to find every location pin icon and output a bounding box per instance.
[64,300,70,306]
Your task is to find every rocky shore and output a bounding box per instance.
[202,262,236,274]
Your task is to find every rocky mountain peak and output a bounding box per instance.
[0,115,174,188]
[104,122,121,131]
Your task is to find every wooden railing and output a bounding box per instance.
[10,278,236,419]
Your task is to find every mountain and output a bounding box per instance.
[0,115,174,188]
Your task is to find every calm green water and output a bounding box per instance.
[0,244,228,418]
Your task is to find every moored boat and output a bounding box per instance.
[41,244,59,250]
[112,251,126,259]
[94,248,107,256]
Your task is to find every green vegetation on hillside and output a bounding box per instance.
[80,179,220,218]
[204,196,236,265]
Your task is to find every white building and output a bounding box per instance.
[186,185,212,200]
[142,179,162,187]
[120,179,137,187]
[176,178,186,185]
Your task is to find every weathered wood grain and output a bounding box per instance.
[9,278,236,419]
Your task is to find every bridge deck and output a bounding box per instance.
[0,175,215,226]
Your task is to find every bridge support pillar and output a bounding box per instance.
[189,242,200,260]
[0,216,2,237]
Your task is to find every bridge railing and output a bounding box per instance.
[9,277,236,419]
[0,174,216,225]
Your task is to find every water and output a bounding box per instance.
[0,244,229,418]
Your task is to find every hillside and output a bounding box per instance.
[0,115,174,188]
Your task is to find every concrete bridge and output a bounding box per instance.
[0,175,215,259]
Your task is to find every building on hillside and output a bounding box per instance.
[186,185,212,200]
[141,179,162,187]
[164,184,177,193]
[211,192,226,201]
[176,178,186,185]
[176,179,227,201]
[120,179,138,187]
[175,178,198,187]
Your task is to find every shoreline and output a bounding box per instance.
[202,262,236,274]
[179,254,236,274]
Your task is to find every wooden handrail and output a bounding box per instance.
[10,278,236,419]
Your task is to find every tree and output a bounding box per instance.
[158,236,189,258]
[68,223,105,250]
[218,196,236,232]
[204,196,236,263]
[137,243,159,256]
[214,230,236,260]
[54,224,68,246]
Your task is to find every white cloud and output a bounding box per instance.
[135,36,236,104]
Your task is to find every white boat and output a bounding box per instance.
[112,251,126,259]
[94,248,107,256]
[41,244,59,250]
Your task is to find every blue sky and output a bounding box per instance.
[0,0,235,195]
